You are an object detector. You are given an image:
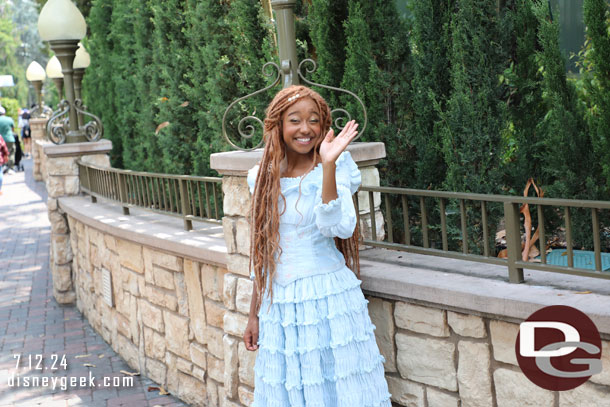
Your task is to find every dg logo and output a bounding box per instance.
[515,305,602,391]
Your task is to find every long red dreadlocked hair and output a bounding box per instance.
[249,85,361,312]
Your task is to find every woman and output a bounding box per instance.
[243,85,391,407]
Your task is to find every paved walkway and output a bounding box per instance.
[0,158,188,407]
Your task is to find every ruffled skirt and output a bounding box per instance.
[253,266,392,407]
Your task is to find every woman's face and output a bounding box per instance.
[281,97,322,156]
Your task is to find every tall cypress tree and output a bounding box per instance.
[84,0,122,166]
[583,0,610,191]
[501,0,546,191]
[410,0,453,189]
[438,0,507,195]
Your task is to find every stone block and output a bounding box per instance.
[117,239,143,273]
[490,320,519,366]
[48,210,68,234]
[46,175,65,197]
[192,366,205,382]
[164,311,190,359]
[143,284,178,312]
[51,234,73,265]
[54,290,76,304]
[227,253,250,278]
[139,300,164,332]
[386,376,424,407]
[64,176,79,195]
[47,198,58,211]
[116,313,131,339]
[201,263,224,302]
[238,342,256,388]
[394,302,449,337]
[223,217,237,254]
[146,357,167,386]
[235,217,251,256]
[176,357,193,374]
[238,386,254,407]
[426,388,459,407]
[559,381,610,407]
[223,274,238,311]
[207,380,219,407]
[235,278,253,315]
[224,312,249,338]
[206,299,226,329]
[357,166,381,211]
[148,249,183,272]
[153,265,175,290]
[493,368,554,407]
[222,176,251,217]
[204,326,225,360]
[80,153,110,167]
[116,334,140,371]
[190,342,208,370]
[447,311,486,338]
[224,334,239,398]
[144,327,166,360]
[396,333,456,391]
[47,156,78,176]
[208,354,224,383]
[52,263,72,292]
[177,371,206,407]
[457,341,492,407]
[184,259,206,344]
[368,297,397,372]
[174,272,189,317]
[104,234,116,253]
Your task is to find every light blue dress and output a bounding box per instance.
[247,151,392,407]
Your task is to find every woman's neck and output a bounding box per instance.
[282,150,319,178]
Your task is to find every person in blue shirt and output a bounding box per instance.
[0,106,15,172]
[243,86,391,407]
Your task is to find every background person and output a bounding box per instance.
[0,135,8,195]
[0,106,15,172]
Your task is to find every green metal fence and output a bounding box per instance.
[77,161,223,230]
[357,186,610,283]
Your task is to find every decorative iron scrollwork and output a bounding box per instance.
[74,99,104,142]
[222,62,281,151]
[222,56,368,151]
[297,59,367,141]
[46,100,70,144]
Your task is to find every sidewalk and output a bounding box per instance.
[0,158,188,407]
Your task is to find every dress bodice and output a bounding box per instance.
[247,151,361,286]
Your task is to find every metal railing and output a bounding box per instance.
[78,161,223,230]
[357,186,610,283]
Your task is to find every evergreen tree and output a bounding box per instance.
[583,0,610,190]
[438,0,507,195]
[534,1,602,247]
[410,0,453,189]
[84,0,122,165]
[308,0,349,104]
[340,0,412,188]
[500,0,547,191]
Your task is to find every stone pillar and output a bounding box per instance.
[43,139,112,304]
[210,142,385,406]
[30,118,50,181]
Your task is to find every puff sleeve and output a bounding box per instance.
[313,152,361,239]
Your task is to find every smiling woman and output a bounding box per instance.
[244,85,391,407]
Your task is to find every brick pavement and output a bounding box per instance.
[0,158,189,407]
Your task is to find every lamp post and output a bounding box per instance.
[73,43,90,129]
[38,0,87,143]
[26,61,46,117]
[45,55,64,102]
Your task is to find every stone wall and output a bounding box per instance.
[367,298,610,407]
[65,215,247,406]
[43,140,112,304]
